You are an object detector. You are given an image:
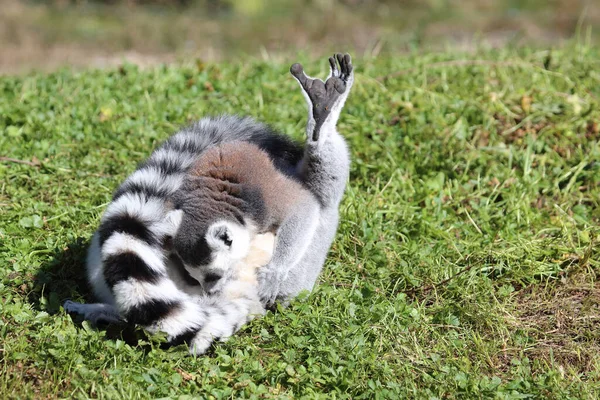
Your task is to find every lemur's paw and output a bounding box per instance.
[290,53,353,141]
[63,300,83,314]
[258,283,279,307]
[257,269,285,307]
[189,335,212,356]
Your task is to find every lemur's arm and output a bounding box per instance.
[257,196,320,305]
[258,54,354,305]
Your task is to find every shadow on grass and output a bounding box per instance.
[31,237,91,310]
[30,237,143,346]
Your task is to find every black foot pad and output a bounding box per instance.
[291,53,353,141]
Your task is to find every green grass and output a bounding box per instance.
[1,44,600,398]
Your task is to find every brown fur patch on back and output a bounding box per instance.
[186,141,310,231]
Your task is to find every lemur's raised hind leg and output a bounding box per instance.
[291,53,353,207]
[258,55,354,306]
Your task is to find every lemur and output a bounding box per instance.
[64,54,354,354]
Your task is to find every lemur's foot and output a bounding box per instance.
[63,300,124,325]
[290,53,353,141]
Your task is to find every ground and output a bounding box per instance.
[0,45,599,398]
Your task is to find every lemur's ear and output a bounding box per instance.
[162,209,184,252]
[164,209,183,234]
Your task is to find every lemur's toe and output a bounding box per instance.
[335,53,352,79]
[290,63,307,84]
[329,56,339,77]
[335,53,344,68]
[343,53,353,76]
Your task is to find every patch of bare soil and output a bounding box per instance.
[509,269,600,375]
[492,112,551,146]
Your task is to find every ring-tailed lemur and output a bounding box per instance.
[64,54,354,354]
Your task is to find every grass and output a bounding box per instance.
[1,43,600,398]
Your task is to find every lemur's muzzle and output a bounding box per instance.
[203,271,224,292]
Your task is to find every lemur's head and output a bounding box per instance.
[171,215,254,290]
[168,162,266,291]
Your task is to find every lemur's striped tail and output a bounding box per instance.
[87,178,213,348]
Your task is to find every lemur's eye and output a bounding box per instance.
[163,236,173,251]
[219,231,233,247]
